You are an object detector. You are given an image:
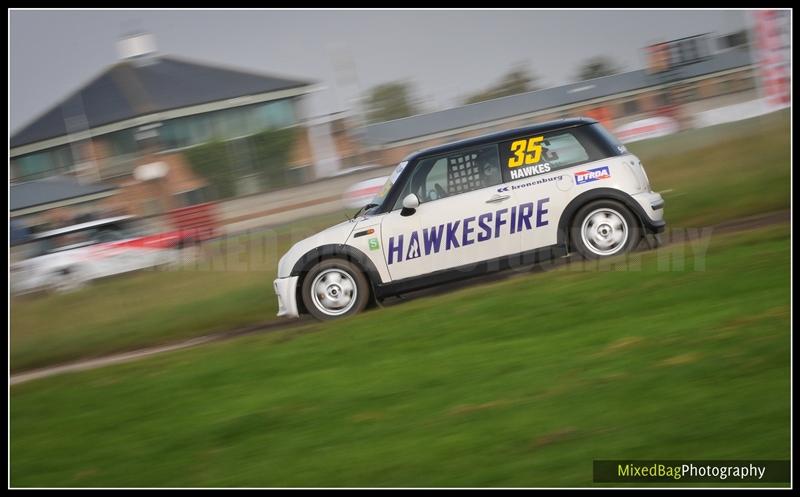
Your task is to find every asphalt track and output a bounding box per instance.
[10,209,789,386]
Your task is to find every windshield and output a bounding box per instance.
[30,220,142,257]
[370,160,408,208]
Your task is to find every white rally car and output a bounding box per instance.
[274,118,665,320]
[11,216,184,295]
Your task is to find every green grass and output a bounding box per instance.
[10,223,790,487]
[9,109,790,372]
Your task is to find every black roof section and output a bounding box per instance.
[11,176,118,212]
[11,55,315,148]
[402,117,597,163]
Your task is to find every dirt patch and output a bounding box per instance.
[531,427,579,449]
[448,399,515,416]
[352,411,386,422]
[712,210,789,235]
[658,352,702,367]
[73,468,100,481]
[594,372,630,383]
[593,336,644,357]
[705,306,789,345]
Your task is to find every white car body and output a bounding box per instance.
[11,216,181,295]
[274,118,665,318]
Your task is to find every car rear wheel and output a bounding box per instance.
[570,200,641,259]
[301,259,370,320]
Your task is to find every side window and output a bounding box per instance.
[94,227,126,243]
[393,145,502,209]
[423,158,448,201]
[499,127,607,182]
[49,231,92,253]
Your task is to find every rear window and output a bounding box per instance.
[588,122,628,155]
[498,125,621,183]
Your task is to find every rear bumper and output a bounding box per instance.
[632,190,666,233]
[273,276,300,318]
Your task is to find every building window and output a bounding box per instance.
[219,107,248,139]
[189,114,213,143]
[159,119,185,149]
[250,99,296,132]
[105,129,138,157]
[623,99,640,115]
[174,186,210,207]
[51,145,76,174]
[157,99,298,151]
[14,152,53,180]
[717,30,749,50]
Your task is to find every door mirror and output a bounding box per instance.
[402,193,420,209]
[401,193,419,216]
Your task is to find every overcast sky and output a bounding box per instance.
[10,9,749,132]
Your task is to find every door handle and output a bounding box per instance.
[486,194,511,203]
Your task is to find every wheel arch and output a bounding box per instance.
[290,244,382,313]
[557,188,648,249]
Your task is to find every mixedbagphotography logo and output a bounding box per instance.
[593,460,791,484]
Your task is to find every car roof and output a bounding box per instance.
[33,216,134,240]
[402,117,598,162]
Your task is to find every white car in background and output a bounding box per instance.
[341,175,390,210]
[275,118,666,320]
[11,216,185,295]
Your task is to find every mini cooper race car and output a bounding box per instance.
[274,118,665,320]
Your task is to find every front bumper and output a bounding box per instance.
[273,276,300,318]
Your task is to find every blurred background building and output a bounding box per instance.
[9,33,364,227]
[360,32,758,166]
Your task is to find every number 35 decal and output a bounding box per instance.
[508,136,544,168]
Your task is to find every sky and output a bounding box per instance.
[9,9,750,132]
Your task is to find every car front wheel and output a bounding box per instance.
[301,259,370,320]
[570,200,641,259]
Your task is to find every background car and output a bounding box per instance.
[341,175,390,210]
[10,216,188,294]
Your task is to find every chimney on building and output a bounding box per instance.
[117,32,157,61]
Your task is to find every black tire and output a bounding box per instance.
[301,258,370,321]
[570,199,641,260]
